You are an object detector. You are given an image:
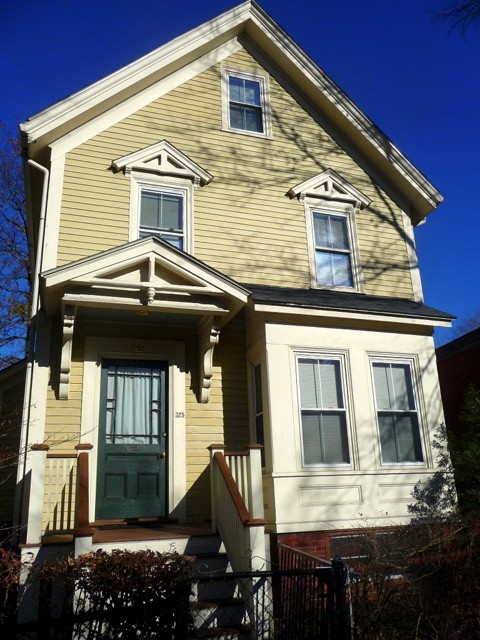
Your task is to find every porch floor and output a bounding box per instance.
[41,521,214,546]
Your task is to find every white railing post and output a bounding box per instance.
[247,445,264,520]
[25,444,49,544]
[208,443,225,532]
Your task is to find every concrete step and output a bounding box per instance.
[191,623,252,639]
[191,597,247,629]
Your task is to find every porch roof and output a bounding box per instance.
[246,283,454,324]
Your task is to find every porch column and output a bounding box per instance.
[247,444,264,520]
[73,444,94,558]
[25,444,50,544]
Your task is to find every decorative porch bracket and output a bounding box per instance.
[59,304,76,400]
[198,316,221,403]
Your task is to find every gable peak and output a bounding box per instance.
[112,140,213,186]
[288,168,371,209]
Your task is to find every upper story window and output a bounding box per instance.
[371,360,424,464]
[288,169,371,291]
[297,356,351,466]
[112,139,213,255]
[313,210,354,288]
[222,67,271,137]
[139,186,185,249]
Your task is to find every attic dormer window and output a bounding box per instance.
[222,67,271,137]
[139,187,185,249]
[289,169,371,292]
[112,140,213,254]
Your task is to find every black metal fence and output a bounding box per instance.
[3,563,350,640]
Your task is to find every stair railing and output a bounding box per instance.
[208,444,266,572]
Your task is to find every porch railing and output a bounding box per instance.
[208,444,266,573]
[44,454,76,533]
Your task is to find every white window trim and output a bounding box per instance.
[369,355,427,468]
[295,351,354,469]
[221,66,272,138]
[304,198,363,291]
[129,173,194,253]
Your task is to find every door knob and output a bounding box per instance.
[160,451,166,459]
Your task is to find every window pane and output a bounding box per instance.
[315,251,334,286]
[140,191,160,228]
[391,364,415,410]
[302,413,323,464]
[160,194,183,231]
[254,364,263,413]
[396,414,423,462]
[229,76,244,102]
[313,213,329,247]
[331,253,353,287]
[329,216,350,250]
[230,104,245,130]
[298,359,319,408]
[373,363,415,411]
[243,79,261,105]
[160,234,183,250]
[302,412,349,464]
[322,413,349,464]
[318,360,343,408]
[244,107,263,133]
[378,414,397,462]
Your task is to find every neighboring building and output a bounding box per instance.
[11,0,452,572]
[436,327,480,435]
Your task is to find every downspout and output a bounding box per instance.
[14,159,49,538]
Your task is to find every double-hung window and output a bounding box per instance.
[297,357,350,466]
[222,68,270,136]
[372,361,424,464]
[313,211,354,288]
[139,186,185,249]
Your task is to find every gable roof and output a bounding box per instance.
[21,0,441,224]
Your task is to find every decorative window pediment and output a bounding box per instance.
[288,169,371,209]
[112,140,213,186]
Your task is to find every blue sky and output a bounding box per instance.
[1,0,479,344]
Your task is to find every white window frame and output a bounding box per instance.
[304,199,362,291]
[295,353,353,468]
[129,173,193,252]
[221,66,272,138]
[370,356,426,467]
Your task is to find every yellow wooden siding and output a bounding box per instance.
[185,312,250,522]
[58,47,413,299]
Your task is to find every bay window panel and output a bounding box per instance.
[373,361,424,464]
[298,357,350,466]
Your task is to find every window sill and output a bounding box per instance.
[221,125,273,140]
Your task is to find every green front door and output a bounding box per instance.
[96,359,168,520]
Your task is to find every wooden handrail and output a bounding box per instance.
[213,452,265,527]
[278,543,333,567]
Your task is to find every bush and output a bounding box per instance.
[41,548,194,639]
